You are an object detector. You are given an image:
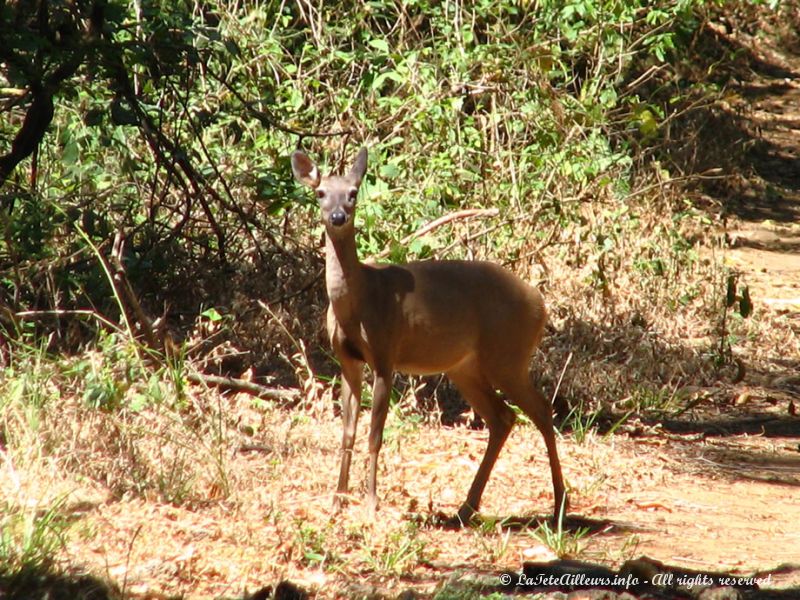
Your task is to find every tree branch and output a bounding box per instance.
[373,208,499,260]
[185,372,299,403]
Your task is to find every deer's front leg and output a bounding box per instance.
[334,356,363,510]
[366,369,393,513]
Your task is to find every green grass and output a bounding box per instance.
[361,522,428,576]
[0,496,70,579]
[529,503,590,559]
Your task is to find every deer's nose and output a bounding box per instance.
[330,210,347,227]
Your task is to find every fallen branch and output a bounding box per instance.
[186,372,299,403]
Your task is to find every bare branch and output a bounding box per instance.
[373,208,499,260]
[185,372,298,403]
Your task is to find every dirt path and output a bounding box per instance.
[722,23,800,309]
[575,16,800,597]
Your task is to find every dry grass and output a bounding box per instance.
[6,366,797,599]
[0,376,624,597]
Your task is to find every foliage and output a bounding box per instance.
[529,507,591,559]
[2,0,713,338]
[361,522,427,576]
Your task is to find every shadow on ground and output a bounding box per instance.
[671,13,800,225]
[493,557,800,600]
[0,568,119,600]
[655,414,800,438]
[421,511,631,536]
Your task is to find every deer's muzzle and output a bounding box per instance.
[330,210,347,227]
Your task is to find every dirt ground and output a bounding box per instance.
[586,13,800,598]
[55,397,800,599]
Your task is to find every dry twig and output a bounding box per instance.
[373,208,499,260]
[185,372,298,403]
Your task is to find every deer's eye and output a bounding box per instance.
[347,189,358,202]
[315,190,326,200]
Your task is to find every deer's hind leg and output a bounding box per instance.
[496,371,567,517]
[447,362,516,524]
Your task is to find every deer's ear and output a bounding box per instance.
[348,147,368,186]
[291,151,321,189]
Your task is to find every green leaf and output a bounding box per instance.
[636,108,659,138]
[371,70,403,91]
[62,137,79,166]
[129,393,149,412]
[368,38,390,53]
[379,162,400,179]
[201,307,223,322]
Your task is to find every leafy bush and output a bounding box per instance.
[1,0,723,395]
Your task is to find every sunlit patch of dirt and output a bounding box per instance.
[52,399,800,598]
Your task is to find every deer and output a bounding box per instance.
[291,147,567,525]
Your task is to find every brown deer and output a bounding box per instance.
[291,147,567,524]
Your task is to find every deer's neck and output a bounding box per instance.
[325,231,364,321]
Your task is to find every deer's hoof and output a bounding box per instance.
[332,494,348,513]
[450,503,478,528]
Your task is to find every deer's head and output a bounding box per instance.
[291,148,368,238]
